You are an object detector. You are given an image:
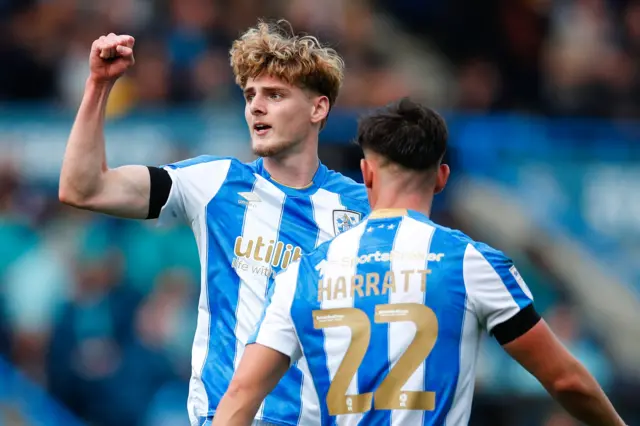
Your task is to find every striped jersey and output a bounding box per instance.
[157,155,370,426]
[250,208,535,425]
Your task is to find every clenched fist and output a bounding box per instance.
[89,33,135,84]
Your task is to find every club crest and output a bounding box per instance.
[332,210,362,235]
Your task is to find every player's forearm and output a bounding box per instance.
[212,382,262,426]
[211,406,256,426]
[59,79,113,206]
[552,367,625,426]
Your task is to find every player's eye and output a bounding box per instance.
[270,93,283,100]
[245,94,255,102]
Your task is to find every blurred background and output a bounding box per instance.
[0,0,639,425]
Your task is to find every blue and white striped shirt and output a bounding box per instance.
[250,208,535,425]
[158,156,370,425]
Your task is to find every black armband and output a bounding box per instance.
[492,304,541,345]
[146,166,172,219]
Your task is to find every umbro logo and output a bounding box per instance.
[238,192,261,208]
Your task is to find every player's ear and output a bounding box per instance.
[310,95,330,125]
[434,164,450,194]
[361,158,373,189]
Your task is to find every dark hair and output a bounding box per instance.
[356,98,448,171]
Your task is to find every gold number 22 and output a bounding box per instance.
[312,303,438,416]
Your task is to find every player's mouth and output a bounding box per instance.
[253,123,272,136]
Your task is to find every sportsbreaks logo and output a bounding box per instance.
[231,236,302,278]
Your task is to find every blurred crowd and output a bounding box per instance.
[0,0,637,425]
[0,0,411,115]
[379,0,640,118]
[0,0,639,117]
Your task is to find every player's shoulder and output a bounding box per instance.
[297,219,366,274]
[405,211,470,251]
[408,212,510,265]
[296,238,334,278]
[464,239,512,270]
[163,154,236,170]
[273,245,328,297]
[163,155,261,182]
[321,168,368,202]
[437,224,512,268]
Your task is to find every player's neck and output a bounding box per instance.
[373,190,434,218]
[262,144,320,189]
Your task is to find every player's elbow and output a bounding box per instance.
[551,373,585,395]
[58,184,79,207]
[225,376,253,404]
[58,164,110,209]
[58,179,106,211]
[59,168,110,209]
[58,184,90,209]
[549,364,594,398]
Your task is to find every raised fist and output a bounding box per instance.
[89,33,135,84]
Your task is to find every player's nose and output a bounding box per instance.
[249,96,267,116]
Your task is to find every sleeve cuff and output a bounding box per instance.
[252,333,301,366]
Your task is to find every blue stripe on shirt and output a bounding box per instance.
[260,195,321,424]
[356,217,402,425]
[201,168,257,413]
[417,226,467,425]
[292,246,334,425]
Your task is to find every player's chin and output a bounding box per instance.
[252,139,290,158]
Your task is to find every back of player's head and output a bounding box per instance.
[356,97,448,173]
[230,19,344,111]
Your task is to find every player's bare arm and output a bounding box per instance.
[59,33,160,219]
[503,319,626,426]
[212,344,290,426]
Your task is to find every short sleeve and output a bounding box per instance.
[157,156,232,226]
[247,261,303,364]
[463,243,537,342]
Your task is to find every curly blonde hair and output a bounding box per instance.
[230,19,345,110]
